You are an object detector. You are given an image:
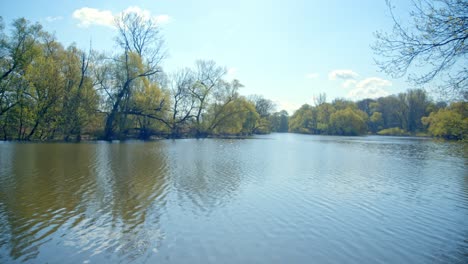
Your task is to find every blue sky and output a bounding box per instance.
[2,0,417,113]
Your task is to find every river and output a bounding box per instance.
[0,134,466,263]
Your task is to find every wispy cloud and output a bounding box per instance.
[328,69,391,99]
[356,77,391,89]
[72,6,171,28]
[73,8,114,28]
[44,16,64,23]
[342,79,357,88]
[328,69,359,80]
[305,73,319,79]
[347,77,391,100]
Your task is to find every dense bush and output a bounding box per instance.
[377,127,410,136]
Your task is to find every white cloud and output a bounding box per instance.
[45,16,63,22]
[121,6,171,24]
[72,6,171,28]
[122,6,151,19]
[305,73,319,79]
[347,77,391,100]
[342,79,357,88]
[356,77,392,89]
[73,8,114,28]
[328,69,359,80]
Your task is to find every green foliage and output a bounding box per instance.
[375,95,406,129]
[289,104,315,133]
[315,103,335,134]
[422,102,468,140]
[377,127,410,136]
[269,110,289,132]
[403,89,430,132]
[208,97,258,135]
[369,112,383,133]
[356,89,431,134]
[289,103,367,136]
[0,16,464,141]
[332,99,356,111]
[329,108,367,136]
[0,17,271,141]
[286,89,462,139]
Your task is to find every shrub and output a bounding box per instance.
[377,127,409,136]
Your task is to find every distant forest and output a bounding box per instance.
[0,16,466,141]
[289,92,466,140]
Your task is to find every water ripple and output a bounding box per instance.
[0,135,467,263]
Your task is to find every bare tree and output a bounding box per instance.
[313,93,327,106]
[103,11,165,140]
[168,68,197,136]
[189,60,227,135]
[373,0,468,100]
[115,12,165,66]
[249,95,276,118]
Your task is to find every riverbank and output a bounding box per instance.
[2,131,465,144]
[0,132,257,143]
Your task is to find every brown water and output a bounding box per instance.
[0,134,467,263]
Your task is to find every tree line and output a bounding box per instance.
[289,91,467,140]
[0,15,287,141]
[0,15,465,141]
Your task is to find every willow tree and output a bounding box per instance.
[102,11,165,140]
[422,102,468,139]
[0,17,42,116]
[288,104,316,134]
[0,17,43,139]
[205,79,245,134]
[329,108,368,136]
[373,0,468,100]
[190,60,226,136]
[60,45,99,141]
[23,34,66,140]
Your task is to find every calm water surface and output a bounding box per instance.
[0,134,467,263]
